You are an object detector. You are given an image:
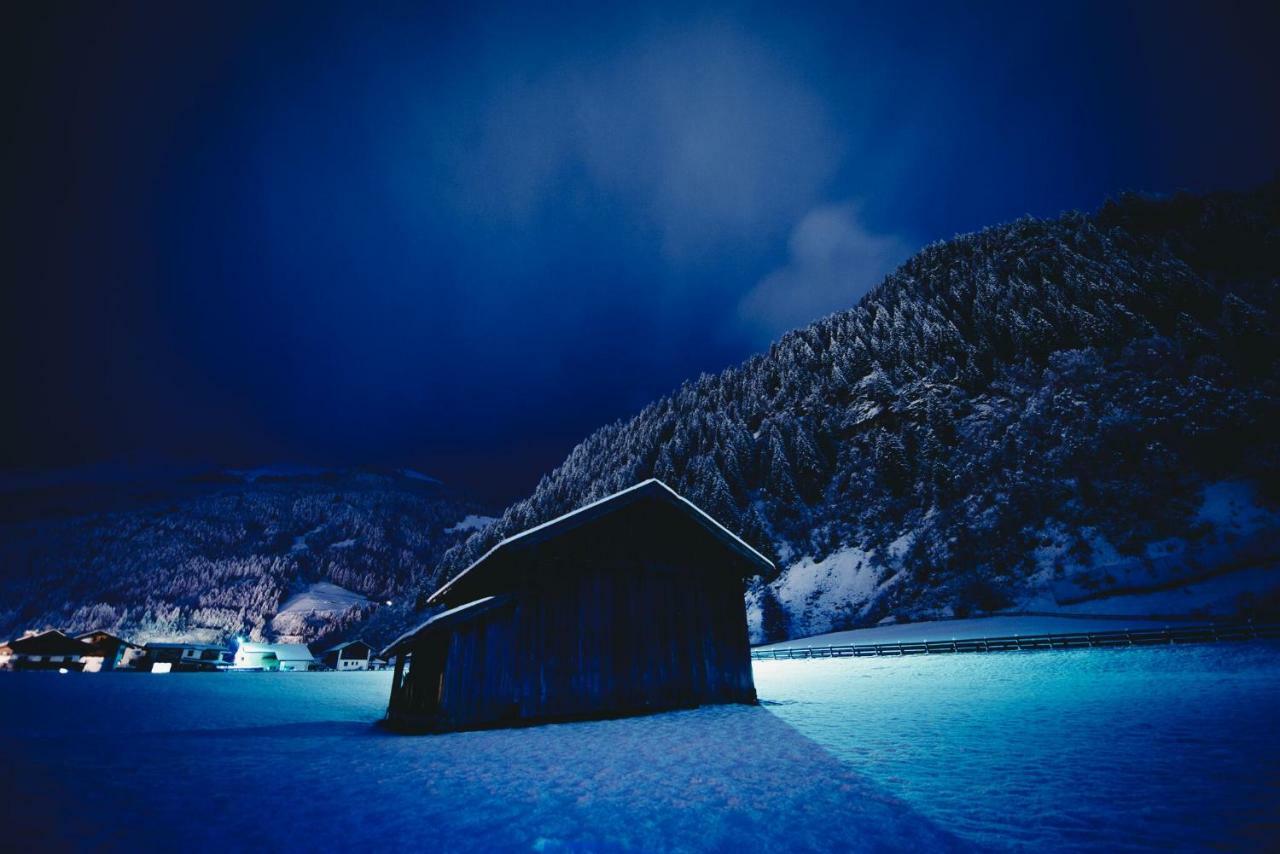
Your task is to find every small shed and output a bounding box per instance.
[383,479,771,732]
[322,640,375,671]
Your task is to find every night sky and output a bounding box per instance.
[5,1,1278,500]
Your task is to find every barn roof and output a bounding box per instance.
[426,479,773,608]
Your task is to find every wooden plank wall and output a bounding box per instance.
[391,502,758,730]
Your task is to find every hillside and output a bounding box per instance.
[0,468,490,645]
[432,184,1280,641]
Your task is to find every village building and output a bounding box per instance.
[76,630,146,672]
[382,479,770,732]
[321,640,376,671]
[234,642,317,671]
[0,630,94,671]
[142,642,231,672]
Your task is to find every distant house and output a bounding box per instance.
[383,479,770,732]
[142,642,231,672]
[235,643,316,672]
[0,630,94,671]
[321,641,375,671]
[76,630,145,672]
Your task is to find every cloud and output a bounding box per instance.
[405,16,843,267]
[737,202,911,340]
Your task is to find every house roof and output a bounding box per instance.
[4,630,91,656]
[237,642,315,662]
[144,642,228,651]
[382,595,510,658]
[426,479,773,607]
[323,640,373,655]
[76,630,142,649]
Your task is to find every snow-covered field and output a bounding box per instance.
[2,644,1276,851]
[0,672,956,852]
[758,644,1280,850]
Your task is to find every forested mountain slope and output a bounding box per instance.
[432,185,1280,641]
[0,469,489,645]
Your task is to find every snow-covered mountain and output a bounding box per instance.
[432,184,1280,641]
[0,467,488,645]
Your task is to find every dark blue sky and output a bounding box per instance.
[5,1,1278,500]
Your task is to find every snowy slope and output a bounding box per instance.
[0,467,490,645]
[276,582,371,614]
[445,514,498,533]
[270,582,374,641]
[753,479,1280,642]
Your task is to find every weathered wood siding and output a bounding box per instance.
[387,494,757,731]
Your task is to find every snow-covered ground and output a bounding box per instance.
[756,643,1280,850]
[3,645,1276,850]
[0,672,957,852]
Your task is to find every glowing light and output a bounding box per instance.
[58,667,68,674]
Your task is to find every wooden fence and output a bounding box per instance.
[750,621,1280,660]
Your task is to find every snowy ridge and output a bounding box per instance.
[433,184,1280,641]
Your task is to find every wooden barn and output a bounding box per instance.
[382,479,771,732]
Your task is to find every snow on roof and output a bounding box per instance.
[382,596,506,657]
[323,640,373,654]
[427,479,773,606]
[5,630,91,655]
[75,630,143,654]
[238,643,316,662]
[74,630,140,647]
